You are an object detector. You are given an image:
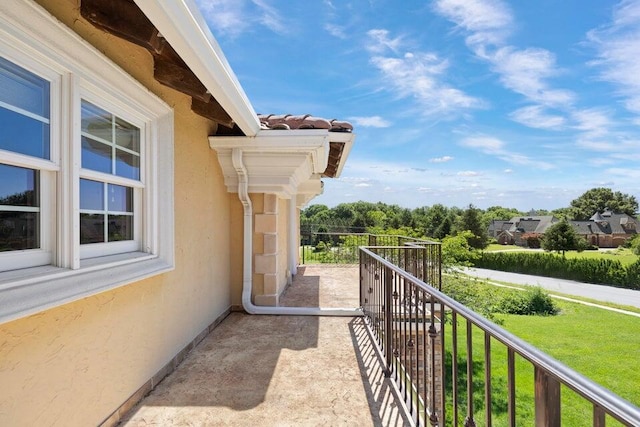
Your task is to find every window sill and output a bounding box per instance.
[0,252,174,325]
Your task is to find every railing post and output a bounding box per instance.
[384,265,393,377]
[535,367,561,427]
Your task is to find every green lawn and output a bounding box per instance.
[484,244,638,266]
[442,283,640,426]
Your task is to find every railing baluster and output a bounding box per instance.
[384,265,393,377]
[428,293,439,426]
[452,311,459,427]
[507,348,516,427]
[535,367,561,427]
[485,332,492,427]
[593,404,606,427]
[422,289,428,426]
[465,319,476,427]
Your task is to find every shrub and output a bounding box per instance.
[497,287,558,316]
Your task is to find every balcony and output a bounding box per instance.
[120,234,640,426]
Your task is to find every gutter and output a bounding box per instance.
[136,0,261,136]
[232,149,361,316]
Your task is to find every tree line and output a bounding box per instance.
[301,187,639,249]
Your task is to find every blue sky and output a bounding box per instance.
[196,0,640,211]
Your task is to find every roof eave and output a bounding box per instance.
[135,0,261,136]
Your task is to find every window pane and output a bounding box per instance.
[115,117,140,152]
[80,179,104,210]
[0,164,38,207]
[0,211,39,251]
[82,136,112,174]
[108,215,132,241]
[0,56,49,118]
[80,213,105,244]
[107,184,132,212]
[115,149,140,180]
[81,101,112,142]
[0,107,50,159]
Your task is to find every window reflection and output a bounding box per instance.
[0,56,50,161]
[0,164,39,251]
[79,179,103,211]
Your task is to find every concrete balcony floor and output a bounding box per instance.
[121,265,411,426]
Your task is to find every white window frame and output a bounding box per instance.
[0,1,175,324]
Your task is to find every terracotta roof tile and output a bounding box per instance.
[258,114,353,132]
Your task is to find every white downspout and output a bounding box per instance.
[231,148,360,316]
[288,198,297,278]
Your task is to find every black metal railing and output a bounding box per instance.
[300,232,435,268]
[359,245,640,427]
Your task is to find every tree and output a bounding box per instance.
[569,188,638,220]
[441,231,480,269]
[481,206,522,229]
[455,204,488,249]
[541,219,580,257]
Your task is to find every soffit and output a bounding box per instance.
[80,0,258,135]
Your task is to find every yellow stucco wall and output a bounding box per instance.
[0,1,241,425]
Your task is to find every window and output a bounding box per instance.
[0,56,53,271]
[79,100,142,258]
[0,1,174,324]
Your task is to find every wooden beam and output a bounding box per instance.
[154,57,211,103]
[81,0,166,54]
[191,98,234,128]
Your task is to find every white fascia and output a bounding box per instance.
[135,0,261,137]
[210,129,330,199]
[328,131,355,178]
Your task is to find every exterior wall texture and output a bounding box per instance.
[0,1,240,425]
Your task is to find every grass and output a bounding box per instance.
[484,244,638,266]
[563,247,638,266]
[440,279,640,426]
[480,277,640,315]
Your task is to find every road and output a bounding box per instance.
[461,267,640,310]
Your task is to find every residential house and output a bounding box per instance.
[0,1,354,425]
[487,219,513,244]
[490,210,638,248]
[572,209,638,248]
[496,215,557,247]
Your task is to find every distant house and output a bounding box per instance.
[488,210,638,248]
[488,220,513,245]
[571,209,638,248]
[495,216,558,247]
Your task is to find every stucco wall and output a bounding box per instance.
[0,1,240,425]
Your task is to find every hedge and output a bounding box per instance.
[474,252,640,290]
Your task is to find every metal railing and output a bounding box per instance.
[360,245,640,426]
[300,232,435,267]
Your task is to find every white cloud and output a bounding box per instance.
[433,0,513,46]
[325,23,347,39]
[370,47,484,117]
[504,168,513,173]
[460,136,554,170]
[429,156,454,163]
[588,0,640,114]
[490,47,574,107]
[605,167,640,180]
[366,29,404,54]
[461,136,504,152]
[252,0,287,34]
[457,170,480,176]
[348,116,392,128]
[434,0,574,108]
[197,0,248,37]
[196,0,288,37]
[510,105,566,129]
